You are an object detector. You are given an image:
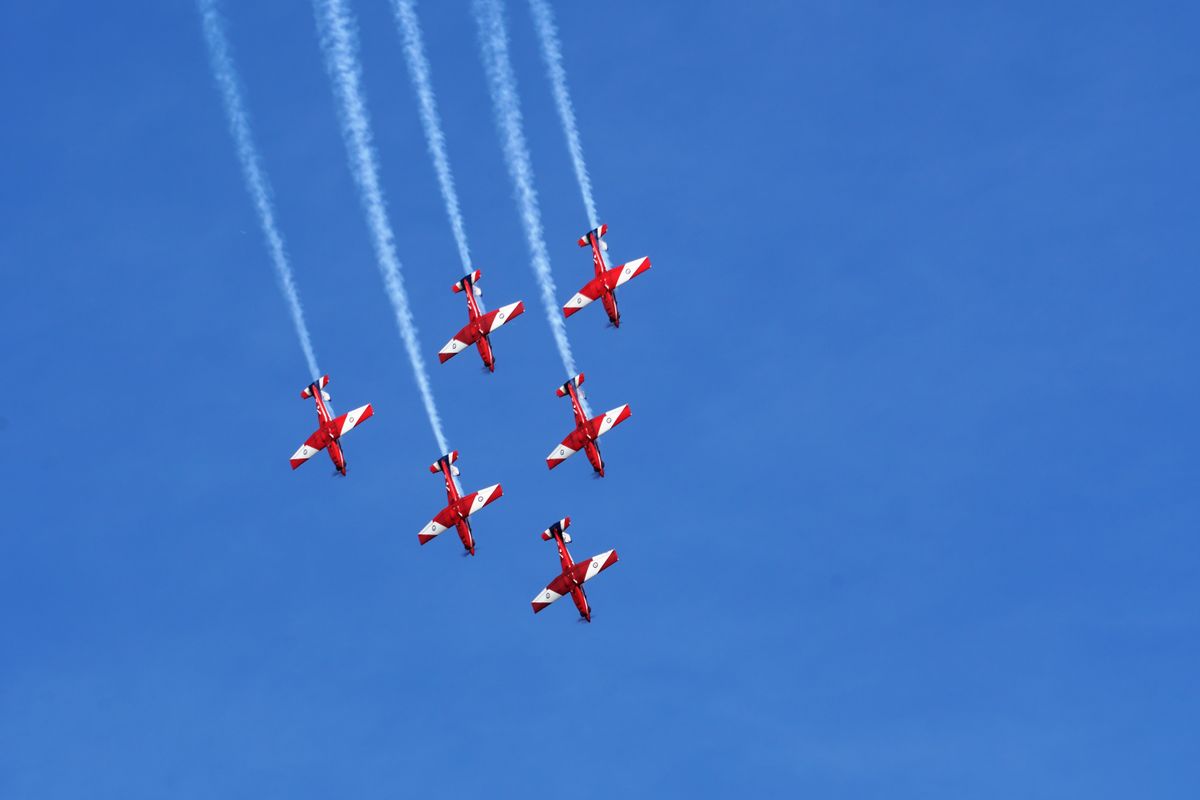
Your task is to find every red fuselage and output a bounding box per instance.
[460,282,496,372]
[435,461,476,555]
[564,382,605,476]
[307,382,346,475]
[585,230,622,328]
[550,533,591,621]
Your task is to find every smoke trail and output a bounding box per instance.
[473,0,589,413]
[314,0,449,455]
[527,0,598,233]
[390,0,474,280]
[199,0,321,381]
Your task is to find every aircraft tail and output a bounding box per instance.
[555,373,585,397]
[541,516,572,541]
[452,269,482,293]
[577,223,608,248]
[300,374,331,399]
[429,450,460,474]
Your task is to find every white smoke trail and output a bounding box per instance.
[527,0,598,233]
[199,0,321,381]
[473,0,589,413]
[314,0,450,455]
[390,0,473,279]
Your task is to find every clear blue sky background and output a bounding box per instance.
[1,1,1197,796]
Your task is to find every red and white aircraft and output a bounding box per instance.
[438,270,525,372]
[417,451,503,556]
[531,516,619,622]
[546,373,631,477]
[562,224,651,328]
[289,375,374,476]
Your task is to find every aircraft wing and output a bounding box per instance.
[531,571,576,613]
[477,301,525,334]
[546,427,590,470]
[604,256,650,288]
[585,404,632,440]
[289,428,332,469]
[570,549,619,584]
[562,276,606,318]
[452,483,504,518]
[329,403,373,437]
[418,484,503,545]
[438,321,481,363]
[417,504,463,545]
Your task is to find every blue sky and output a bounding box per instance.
[1,0,1197,796]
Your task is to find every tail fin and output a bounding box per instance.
[556,373,585,397]
[300,374,331,399]
[452,269,482,293]
[429,450,460,474]
[577,223,608,247]
[540,516,572,541]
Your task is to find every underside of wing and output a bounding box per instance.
[605,256,651,288]
[570,549,619,584]
[330,403,373,438]
[586,404,632,440]
[562,276,605,318]
[479,301,525,334]
[290,428,331,469]
[532,572,575,613]
[452,483,503,518]
[439,321,481,363]
[418,504,463,545]
[547,428,589,470]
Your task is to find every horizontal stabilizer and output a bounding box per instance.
[429,450,460,474]
[452,269,482,293]
[540,516,572,541]
[555,373,585,397]
[300,374,331,399]
[576,223,608,247]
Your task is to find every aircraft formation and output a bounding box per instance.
[289,225,651,621]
